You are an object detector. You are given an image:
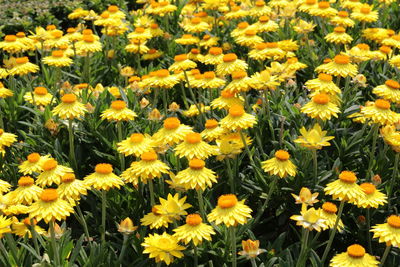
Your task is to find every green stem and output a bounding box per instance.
[239,130,264,181]
[0,101,4,131]
[388,153,399,209]
[253,176,278,226]
[229,227,237,267]
[367,124,379,180]
[263,90,275,141]
[225,158,235,193]
[250,258,257,267]
[194,245,198,267]
[196,189,206,220]
[366,208,372,254]
[183,70,204,120]
[29,218,40,255]
[380,245,391,267]
[296,229,310,267]
[118,234,129,263]
[312,149,318,187]
[149,179,155,206]
[68,120,78,172]
[117,121,125,171]
[101,190,107,243]
[321,200,345,264]
[76,205,91,242]
[49,221,60,266]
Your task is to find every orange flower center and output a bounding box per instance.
[141,151,157,161]
[83,35,95,43]
[186,133,202,144]
[218,194,238,209]
[108,5,119,12]
[194,74,204,80]
[237,22,249,29]
[82,29,93,35]
[61,94,77,103]
[156,69,169,78]
[256,43,268,50]
[67,28,76,33]
[205,119,218,129]
[191,48,200,54]
[186,214,202,226]
[51,31,63,38]
[360,6,371,14]
[5,35,16,42]
[380,46,391,54]
[245,29,256,36]
[111,100,126,110]
[159,1,169,7]
[191,69,200,75]
[318,73,333,82]
[375,99,390,110]
[334,27,346,33]
[338,11,348,17]
[347,244,365,258]
[322,202,337,214]
[232,71,246,80]
[259,16,269,22]
[387,215,400,229]
[229,104,245,117]
[203,34,211,40]
[323,58,332,63]
[255,0,265,7]
[27,152,41,163]
[148,49,157,54]
[174,54,187,62]
[164,117,181,129]
[318,1,329,8]
[360,183,376,195]
[191,17,201,24]
[18,176,34,187]
[16,57,29,64]
[189,158,205,169]
[47,25,56,30]
[150,23,159,29]
[52,50,64,57]
[40,189,58,202]
[287,57,298,64]
[135,27,145,33]
[204,71,216,79]
[209,47,222,56]
[101,12,110,18]
[62,173,76,183]
[95,163,113,174]
[275,150,290,161]
[152,206,160,215]
[130,133,144,143]
[334,55,350,64]
[313,93,330,104]
[305,0,316,4]
[221,90,235,98]
[23,218,36,225]
[42,159,58,171]
[339,171,357,184]
[385,80,400,89]
[223,53,237,62]
[356,43,370,50]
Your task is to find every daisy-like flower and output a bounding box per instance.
[29,189,74,223]
[7,176,43,205]
[248,70,280,90]
[75,35,102,55]
[0,82,12,98]
[381,125,400,152]
[305,73,341,95]
[18,153,50,175]
[125,40,150,54]
[24,86,53,106]
[142,48,163,60]
[0,129,17,154]
[292,187,319,207]
[238,239,267,259]
[201,119,226,141]
[250,0,272,16]
[370,45,392,61]
[68,8,89,19]
[9,57,39,76]
[360,99,399,126]
[315,54,358,77]
[318,202,344,232]
[290,207,327,231]
[118,217,138,235]
[187,48,203,62]
[253,16,279,33]
[225,71,251,94]
[141,206,172,229]
[127,27,152,41]
[0,35,26,53]
[100,100,137,121]
[207,194,252,227]
[173,214,215,245]
[174,158,217,190]
[330,11,355,28]
[152,69,180,89]
[373,80,400,104]
[351,4,378,23]
[168,54,197,72]
[231,22,253,38]
[211,90,244,110]
[52,94,87,120]
[0,216,12,237]
[36,158,73,187]
[42,50,73,67]
[216,54,248,77]
[294,124,334,150]
[117,133,155,157]
[84,163,124,191]
[285,57,307,73]
[201,47,224,65]
[371,215,400,247]
[325,27,353,45]
[324,171,364,202]
[142,232,185,265]
[353,183,387,209]
[121,151,170,185]
[182,104,210,117]
[299,0,317,13]
[261,150,297,178]
[309,1,338,18]
[235,29,263,47]
[224,5,249,20]
[154,193,192,220]
[347,43,373,63]
[44,30,70,49]
[199,35,219,49]
[389,55,400,68]
[301,93,340,121]
[152,117,193,146]
[12,218,46,238]
[220,104,257,131]
[330,244,379,267]
[57,173,88,205]
[182,17,211,33]
[175,34,200,45]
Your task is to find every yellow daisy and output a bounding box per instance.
[371,215,400,247]
[220,105,257,131]
[216,54,248,77]
[210,90,244,110]
[309,1,338,18]
[141,206,172,229]
[101,100,137,121]
[201,119,226,141]
[351,4,378,23]
[174,158,217,190]
[75,35,102,55]
[0,82,12,98]
[152,117,193,146]
[325,27,353,45]
[12,218,46,238]
[168,54,197,72]
[324,171,364,202]
[152,69,180,89]
[301,93,340,121]
[127,27,152,41]
[294,124,334,150]
[0,129,17,154]
[18,153,50,175]
[9,57,39,76]
[117,133,155,157]
[372,80,400,104]
[7,176,43,205]
[52,94,87,120]
[84,163,124,191]
[381,125,400,152]
[318,202,344,232]
[44,30,70,49]
[360,99,399,125]
[175,34,200,45]
[253,16,279,33]
[305,73,341,95]
[174,133,218,160]
[290,207,327,232]
[353,183,387,209]
[234,29,263,47]
[315,54,358,77]
[182,17,211,33]
[261,150,297,178]
[154,193,192,220]
[23,86,53,106]
[201,47,224,65]
[225,71,251,94]
[0,215,12,237]
[57,173,88,205]
[330,11,355,28]
[36,158,73,187]
[173,214,215,246]
[330,244,379,267]
[142,232,185,265]
[42,50,73,67]
[249,1,272,17]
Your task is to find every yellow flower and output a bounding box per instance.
[299,0,318,13]
[235,29,263,47]
[173,214,215,245]
[347,43,373,63]
[9,57,39,76]
[101,100,137,121]
[0,215,12,237]
[351,4,379,23]
[152,69,180,89]
[381,125,400,152]
[7,176,43,205]
[117,133,155,157]
[0,82,12,98]
[249,1,272,17]
[301,93,340,121]
[0,35,26,53]
[324,171,364,202]
[238,239,267,259]
[118,217,138,235]
[18,153,50,175]
[68,8,89,19]
[44,30,70,49]
[220,105,257,131]
[291,187,319,207]
[330,11,355,28]
[199,35,219,49]
[75,35,102,55]
[261,150,297,178]
[152,117,193,146]
[24,87,53,106]
[52,94,87,120]
[0,180,11,195]
[325,27,353,45]
[154,193,192,220]
[125,40,150,54]
[0,128,17,154]
[216,54,248,76]
[309,1,338,18]
[305,73,341,95]
[36,158,73,187]
[174,158,217,190]
[168,54,197,72]
[290,207,327,232]
[84,163,124,191]
[207,194,252,227]
[248,70,280,90]
[141,206,172,229]
[210,90,244,110]
[127,27,152,41]
[216,132,252,160]
[57,173,88,205]
[318,202,344,232]
[330,244,379,267]
[182,104,210,117]
[371,215,400,247]
[252,16,279,33]
[225,5,249,20]
[201,119,226,141]
[225,71,251,94]
[175,34,200,45]
[373,80,400,104]
[294,124,334,149]
[293,19,316,34]
[360,99,399,125]
[315,54,358,77]
[42,50,73,67]
[174,133,218,160]
[12,217,46,238]
[182,17,211,33]
[29,189,74,223]
[142,232,185,265]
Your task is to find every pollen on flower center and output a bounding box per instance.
[186,133,202,144]
[174,54,187,62]
[334,27,346,33]
[237,22,249,29]
[256,43,268,50]
[255,0,265,7]
[83,35,95,43]
[318,1,330,8]
[130,133,144,143]
[156,69,169,78]
[223,53,237,62]
[16,57,29,64]
[259,16,269,22]
[205,119,218,129]
[380,46,391,54]
[305,0,316,4]
[23,217,36,225]
[61,94,77,103]
[34,87,48,95]
[108,5,119,12]
[204,71,216,79]
[375,99,390,110]
[52,50,64,57]
[266,42,278,48]
[232,71,246,80]
[27,152,41,163]
[275,150,290,161]
[357,43,370,50]
[245,29,256,36]
[152,206,161,215]
[150,23,159,29]
[221,90,235,98]
[18,176,34,187]
[360,6,371,14]
[191,17,201,24]
[164,117,181,130]
[360,183,376,195]
[338,11,348,17]
[385,80,400,89]
[209,47,222,56]
[334,55,350,64]
[62,173,76,183]
[40,189,58,203]
[111,100,127,110]
[322,202,337,214]
[318,73,333,82]
[339,171,357,183]
[42,159,58,171]
[347,244,365,258]
[191,48,200,54]
[218,194,238,209]
[229,104,245,117]
[141,151,157,161]
[313,93,330,104]
[95,163,113,174]
[186,214,202,226]
[387,215,400,228]
[189,158,205,169]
